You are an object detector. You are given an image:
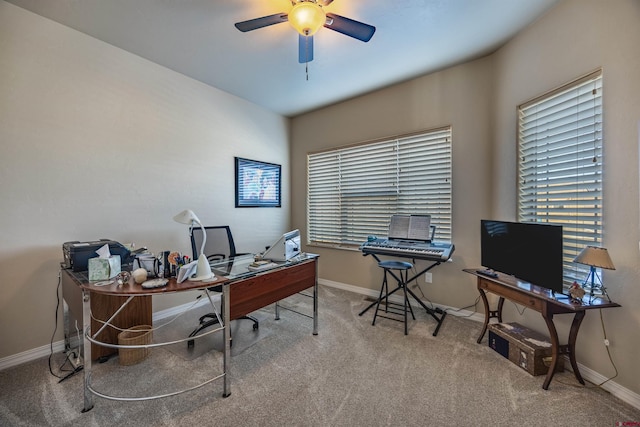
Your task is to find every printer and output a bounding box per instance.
[62,239,131,272]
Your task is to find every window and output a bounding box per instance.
[307,127,452,248]
[518,70,603,287]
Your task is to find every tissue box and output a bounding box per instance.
[88,255,121,281]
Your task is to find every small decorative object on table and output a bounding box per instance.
[568,282,586,302]
[132,268,148,284]
[115,271,131,287]
[573,245,615,303]
[167,251,183,277]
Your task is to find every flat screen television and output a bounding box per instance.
[480,220,564,294]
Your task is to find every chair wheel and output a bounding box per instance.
[253,323,259,331]
[187,339,194,349]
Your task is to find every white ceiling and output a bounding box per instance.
[6,0,558,117]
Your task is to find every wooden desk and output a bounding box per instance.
[62,253,319,412]
[63,269,231,412]
[213,253,319,334]
[61,268,152,361]
[463,268,621,390]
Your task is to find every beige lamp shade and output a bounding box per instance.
[573,246,615,270]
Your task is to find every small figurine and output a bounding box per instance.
[569,281,586,301]
[115,271,131,287]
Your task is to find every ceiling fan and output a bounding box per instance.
[234,0,376,64]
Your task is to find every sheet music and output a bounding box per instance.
[407,215,431,241]
[388,215,431,241]
[389,215,411,239]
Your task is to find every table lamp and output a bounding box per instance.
[573,245,615,302]
[173,209,214,281]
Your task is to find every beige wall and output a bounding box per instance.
[0,2,290,358]
[291,0,640,396]
[492,0,640,396]
[291,56,496,309]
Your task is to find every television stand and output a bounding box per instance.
[463,268,620,390]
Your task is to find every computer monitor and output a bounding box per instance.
[262,229,301,261]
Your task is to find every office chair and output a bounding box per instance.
[187,226,259,348]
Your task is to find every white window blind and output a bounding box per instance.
[518,70,603,286]
[307,127,452,247]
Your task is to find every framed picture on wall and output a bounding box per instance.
[235,157,281,208]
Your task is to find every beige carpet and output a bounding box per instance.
[1,285,639,426]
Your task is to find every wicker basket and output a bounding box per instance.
[117,325,152,366]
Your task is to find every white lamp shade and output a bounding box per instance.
[173,209,201,226]
[573,246,615,270]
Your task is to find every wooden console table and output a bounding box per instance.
[463,269,621,390]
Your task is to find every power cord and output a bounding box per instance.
[559,309,618,388]
[49,269,83,382]
[444,295,481,318]
[595,308,618,386]
[48,270,68,379]
[408,266,436,310]
[410,265,480,316]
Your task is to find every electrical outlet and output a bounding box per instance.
[424,272,432,283]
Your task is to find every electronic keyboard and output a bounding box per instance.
[360,238,454,261]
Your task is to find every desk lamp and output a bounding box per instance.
[573,245,615,303]
[173,209,214,281]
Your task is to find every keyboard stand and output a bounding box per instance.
[359,253,447,336]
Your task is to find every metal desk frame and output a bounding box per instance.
[67,273,231,412]
[62,253,319,412]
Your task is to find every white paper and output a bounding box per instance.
[388,215,431,241]
[96,243,111,259]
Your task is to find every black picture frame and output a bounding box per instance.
[235,157,281,208]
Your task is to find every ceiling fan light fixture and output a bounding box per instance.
[288,2,326,36]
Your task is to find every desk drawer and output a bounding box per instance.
[230,260,316,319]
[479,278,543,312]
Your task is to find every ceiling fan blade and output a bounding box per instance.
[299,34,314,63]
[234,13,288,32]
[318,0,334,5]
[324,13,375,42]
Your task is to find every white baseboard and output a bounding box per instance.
[319,278,485,322]
[2,280,639,411]
[0,342,67,372]
[319,278,640,410]
[0,299,207,372]
[566,359,640,410]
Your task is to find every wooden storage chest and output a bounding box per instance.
[488,322,563,376]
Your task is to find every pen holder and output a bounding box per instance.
[161,251,171,278]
